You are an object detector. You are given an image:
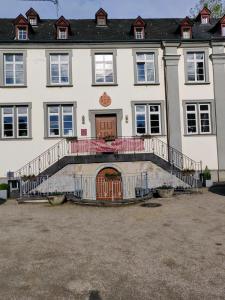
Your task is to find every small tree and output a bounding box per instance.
[190,0,225,18]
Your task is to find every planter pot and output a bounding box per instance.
[47,195,65,206]
[205,180,213,188]
[0,190,7,200]
[157,188,174,198]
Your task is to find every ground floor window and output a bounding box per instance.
[0,104,30,139]
[135,104,161,135]
[185,103,211,134]
[46,104,75,138]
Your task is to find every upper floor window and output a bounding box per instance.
[182,28,191,39]
[222,26,225,36]
[50,54,69,85]
[17,27,28,40]
[187,52,205,82]
[4,54,24,86]
[47,104,74,137]
[185,103,211,135]
[97,16,106,26]
[0,105,30,139]
[135,28,144,39]
[58,27,67,39]
[201,16,208,24]
[135,104,161,135]
[95,53,114,83]
[29,17,37,26]
[136,53,155,83]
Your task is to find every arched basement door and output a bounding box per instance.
[96,167,123,201]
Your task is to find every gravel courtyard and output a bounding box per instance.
[0,191,225,300]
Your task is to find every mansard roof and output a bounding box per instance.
[0,17,224,42]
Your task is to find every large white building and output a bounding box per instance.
[1,7,225,199]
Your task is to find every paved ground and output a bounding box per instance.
[0,191,225,300]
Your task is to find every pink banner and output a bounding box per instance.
[71,138,144,154]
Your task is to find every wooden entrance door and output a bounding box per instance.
[95,115,117,139]
[96,167,123,201]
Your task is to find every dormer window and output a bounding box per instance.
[133,16,146,40]
[29,17,37,26]
[55,16,70,40]
[58,27,68,39]
[220,15,225,36]
[95,8,108,26]
[182,28,191,39]
[18,27,28,40]
[197,7,211,24]
[180,17,192,40]
[135,27,144,39]
[201,15,209,24]
[222,25,225,36]
[26,8,40,27]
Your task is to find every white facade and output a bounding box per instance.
[0,43,222,178]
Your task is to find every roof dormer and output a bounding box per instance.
[133,16,146,40]
[197,6,211,24]
[220,15,225,36]
[55,16,70,40]
[14,14,29,41]
[180,17,193,39]
[95,8,108,26]
[26,8,40,26]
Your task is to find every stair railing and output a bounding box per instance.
[15,139,70,177]
[14,136,202,177]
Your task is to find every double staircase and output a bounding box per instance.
[15,136,203,188]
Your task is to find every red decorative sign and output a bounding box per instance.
[99,92,112,107]
[81,129,87,136]
[71,138,144,154]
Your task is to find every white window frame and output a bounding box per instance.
[4,54,24,86]
[16,106,29,138]
[94,53,114,84]
[29,17,37,26]
[182,28,191,39]
[201,16,208,24]
[135,104,162,136]
[187,52,205,83]
[135,28,144,39]
[50,54,69,85]
[62,106,74,137]
[18,27,28,40]
[222,26,225,37]
[48,106,60,137]
[135,105,147,135]
[186,104,198,135]
[48,105,74,138]
[2,107,14,139]
[198,103,211,134]
[149,105,161,135]
[136,53,155,83]
[186,103,211,135]
[58,27,68,40]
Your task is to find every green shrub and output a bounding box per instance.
[157,185,173,190]
[203,166,211,180]
[0,183,8,190]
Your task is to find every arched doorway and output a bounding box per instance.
[96,167,123,201]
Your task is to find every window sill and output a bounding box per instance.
[0,85,27,88]
[183,134,215,137]
[46,84,73,88]
[92,83,118,87]
[44,136,77,140]
[134,83,160,86]
[185,82,210,86]
[0,137,32,141]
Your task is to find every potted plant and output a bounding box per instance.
[156,185,174,198]
[203,166,213,187]
[21,174,36,182]
[105,172,121,180]
[104,135,116,142]
[47,192,66,206]
[182,169,195,176]
[0,183,8,200]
